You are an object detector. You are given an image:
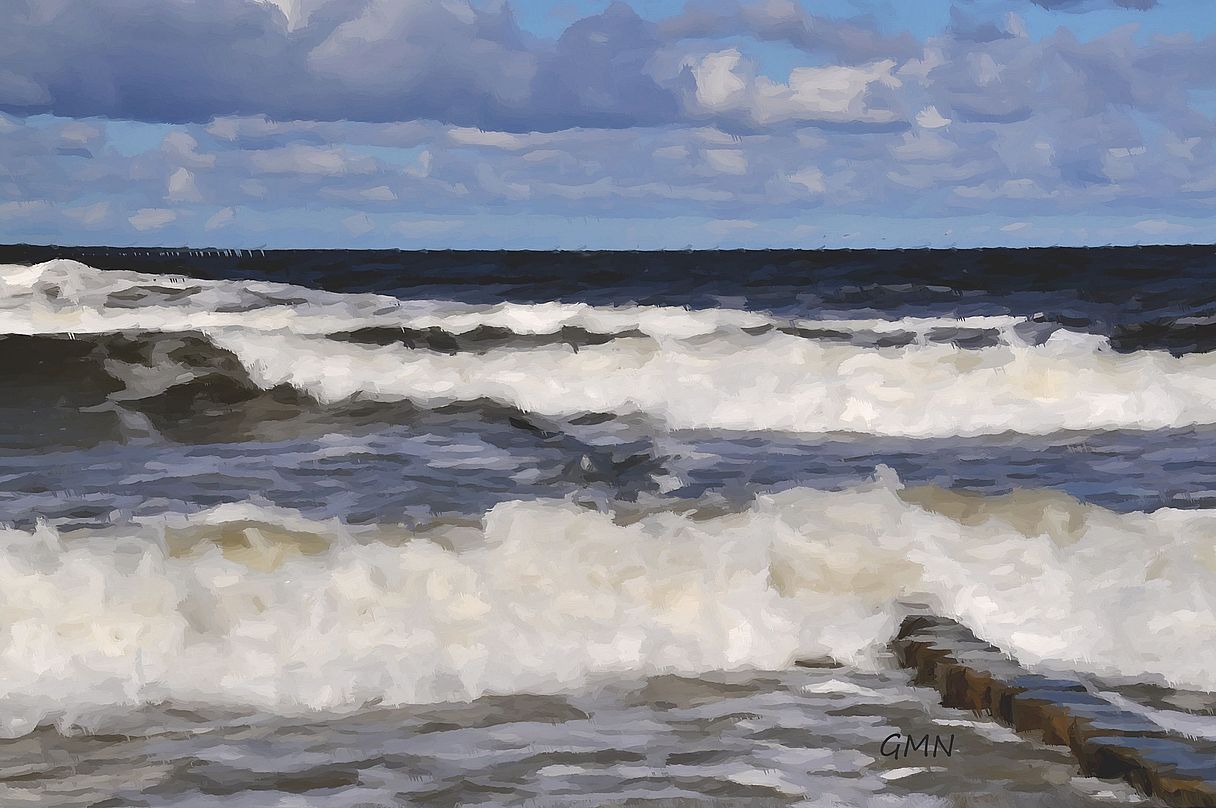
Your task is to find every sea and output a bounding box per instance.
[0,244,1214,807]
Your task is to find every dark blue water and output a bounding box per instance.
[3,244,1216,530]
[4,244,1216,347]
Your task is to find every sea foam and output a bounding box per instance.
[5,259,1216,438]
[0,474,1213,737]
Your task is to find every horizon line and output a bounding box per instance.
[6,242,1216,255]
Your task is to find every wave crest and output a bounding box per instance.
[7,260,1216,438]
[218,326,1216,437]
[1,477,1213,736]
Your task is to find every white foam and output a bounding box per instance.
[0,259,775,339]
[0,259,1034,345]
[0,477,1213,736]
[214,325,1216,438]
[7,259,1216,437]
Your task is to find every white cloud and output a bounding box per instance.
[5,3,1216,251]
[475,164,531,200]
[255,0,317,31]
[205,207,236,231]
[65,201,110,226]
[704,149,748,175]
[128,208,177,231]
[250,146,374,176]
[536,178,616,200]
[788,167,826,193]
[891,132,957,161]
[916,106,951,129]
[448,128,529,150]
[205,115,290,141]
[59,121,101,145]
[342,213,374,236]
[1133,219,1189,235]
[756,60,900,123]
[167,168,203,202]
[955,179,1053,200]
[305,0,538,112]
[689,49,751,112]
[405,150,432,178]
[240,180,268,198]
[0,201,50,219]
[684,49,902,126]
[162,132,216,168]
[360,186,397,201]
[653,145,690,160]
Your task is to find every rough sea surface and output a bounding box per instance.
[1,246,1214,806]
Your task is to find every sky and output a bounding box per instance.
[1,0,1215,249]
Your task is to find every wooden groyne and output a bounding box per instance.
[892,615,1216,807]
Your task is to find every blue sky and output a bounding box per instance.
[512,0,1216,42]
[1,0,1214,248]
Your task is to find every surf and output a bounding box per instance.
[0,473,1213,738]
[6,259,1216,439]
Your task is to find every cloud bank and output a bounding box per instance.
[0,0,1213,247]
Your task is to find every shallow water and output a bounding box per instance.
[0,665,1154,807]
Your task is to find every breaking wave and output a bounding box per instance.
[1,473,1213,736]
[6,259,1216,438]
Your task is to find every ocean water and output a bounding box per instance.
[1,246,1215,806]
